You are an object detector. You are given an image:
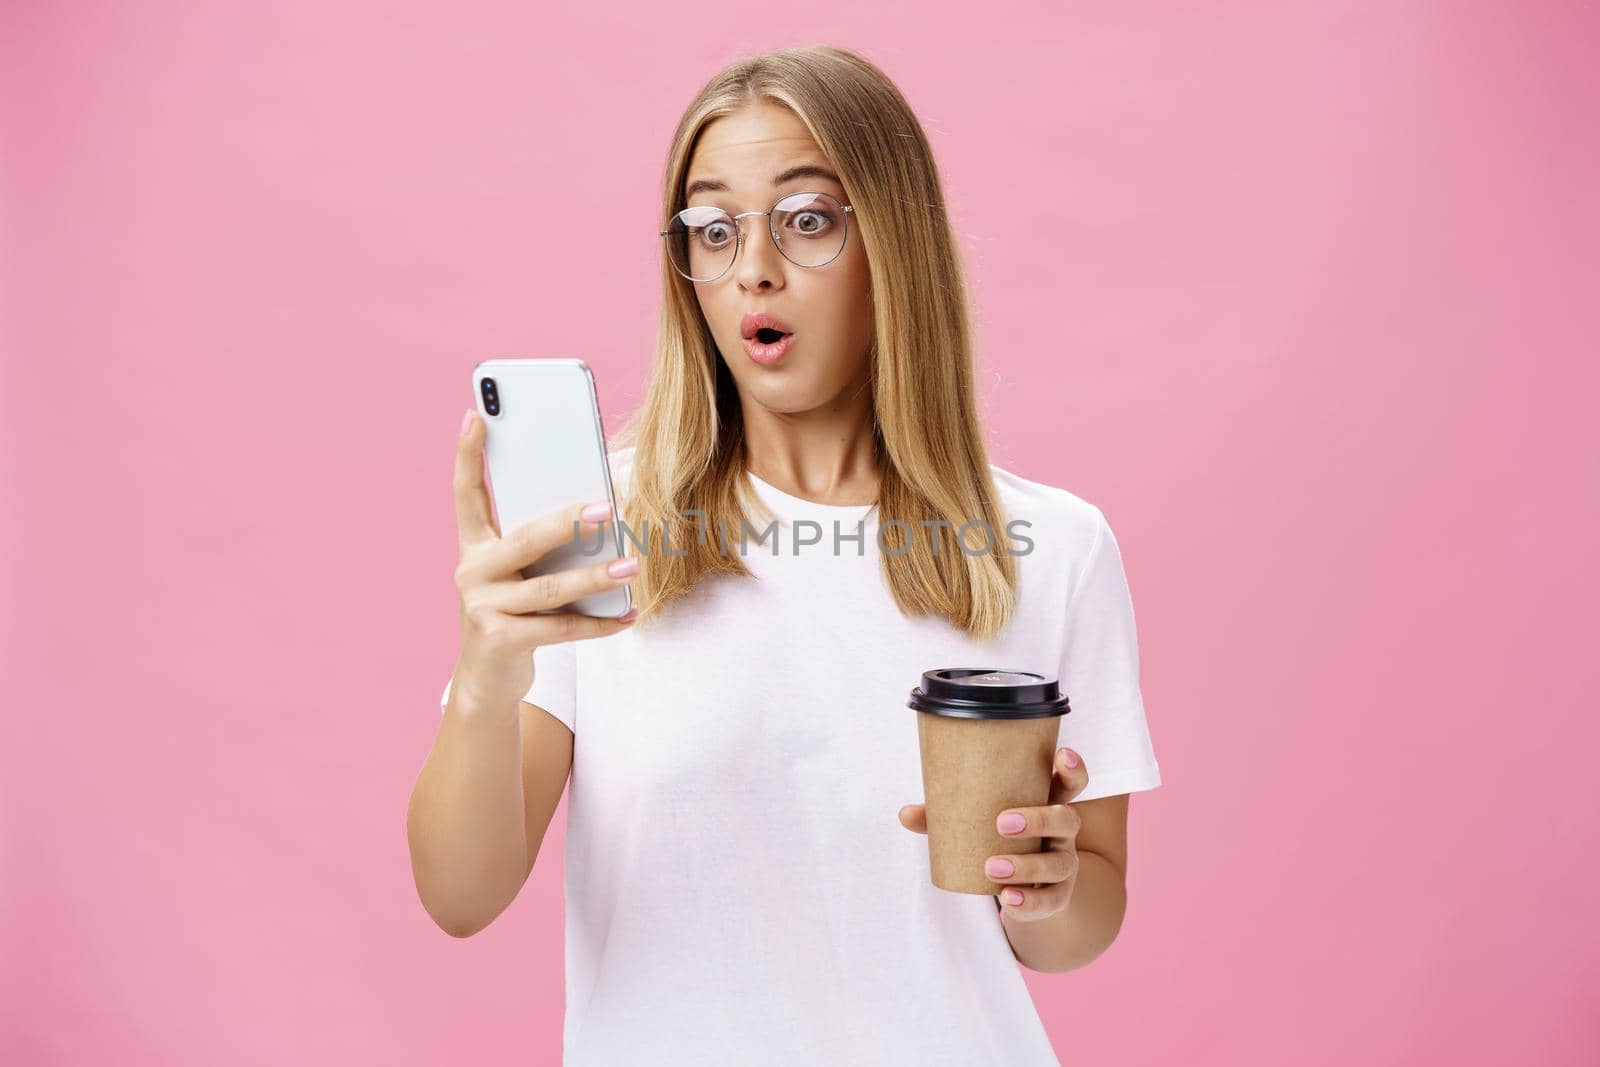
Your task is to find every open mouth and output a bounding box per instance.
[754,327,789,345]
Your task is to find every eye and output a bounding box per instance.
[780,204,839,239]
[693,220,735,249]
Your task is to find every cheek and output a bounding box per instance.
[798,278,871,358]
[694,287,733,337]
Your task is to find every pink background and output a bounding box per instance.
[3,2,1596,1064]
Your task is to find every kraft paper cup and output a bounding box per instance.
[908,669,1071,896]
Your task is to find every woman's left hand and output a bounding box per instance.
[897,746,1089,921]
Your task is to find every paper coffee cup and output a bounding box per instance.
[907,668,1071,896]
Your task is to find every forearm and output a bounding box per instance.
[407,683,531,938]
[1001,849,1127,973]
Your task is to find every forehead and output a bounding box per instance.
[686,103,832,191]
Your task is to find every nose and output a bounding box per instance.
[733,214,785,293]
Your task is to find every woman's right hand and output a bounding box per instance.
[449,410,639,712]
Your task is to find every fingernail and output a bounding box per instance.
[580,501,611,523]
[1002,889,1023,906]
[459,410,475,436]
[985,858,1014,878]
[997,812,1026,834]
[606,556,638,578]
[1061,748,1079,768]
[617,607,639,622]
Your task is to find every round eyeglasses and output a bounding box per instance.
[660,191,854,283]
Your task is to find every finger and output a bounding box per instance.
[897,803,927,835]
[505,607,640,647]
[983,847,1078,887]
[995,798,1083,841]
[489,554,638,615]
[997,877,1074,921]
[453,410,498,548]
[1051,746,1091,803]
[475,498,613,582]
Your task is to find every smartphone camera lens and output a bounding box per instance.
[481,376,499,417]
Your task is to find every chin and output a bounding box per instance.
[744,374,836,414]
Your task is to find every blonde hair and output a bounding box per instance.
[609,43,1018,640]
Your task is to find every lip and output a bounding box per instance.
[743,331,795,365]
[740,311,795,340]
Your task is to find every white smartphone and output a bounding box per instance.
[472,358,632,618]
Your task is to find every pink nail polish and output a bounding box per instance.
[459,410,475,436]
[1062,748,1080,768]
[1002,889,1023,905]
[580,501,611,523]
[997,812,1025,834]
[986,858,1014,878]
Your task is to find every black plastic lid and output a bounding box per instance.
[907,668,1071,720]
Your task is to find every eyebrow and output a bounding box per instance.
[685,164,843,199]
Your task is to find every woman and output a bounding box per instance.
[414,44,1161,1066]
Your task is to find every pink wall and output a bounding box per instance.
[3,2,1596,1064]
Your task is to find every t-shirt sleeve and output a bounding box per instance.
[438,638,579,732]
[1056,506,1161,801]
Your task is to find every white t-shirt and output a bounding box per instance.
[440,445,1161,1066]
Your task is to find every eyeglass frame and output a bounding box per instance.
[658,191,856,283]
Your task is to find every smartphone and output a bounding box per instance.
[472,358,631,618]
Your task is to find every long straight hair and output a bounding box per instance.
[609,44,1018,640]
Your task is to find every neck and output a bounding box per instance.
[739,383,880,507]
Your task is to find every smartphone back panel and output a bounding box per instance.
[473,358,630,618]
